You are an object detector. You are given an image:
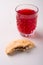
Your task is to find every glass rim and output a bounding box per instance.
[15,4,39,15]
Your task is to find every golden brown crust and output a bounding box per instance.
[5,39,35,55]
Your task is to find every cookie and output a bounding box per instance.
[5,39,35,55]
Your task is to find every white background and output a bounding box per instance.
[0,0,43,65]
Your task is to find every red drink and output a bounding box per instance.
[15,4,38,37]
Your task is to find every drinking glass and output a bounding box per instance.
[15,4,39,37]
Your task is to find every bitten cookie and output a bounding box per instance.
[5,39,35,55]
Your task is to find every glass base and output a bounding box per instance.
[20,30,35,37]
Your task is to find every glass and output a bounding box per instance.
[15,4,39,37]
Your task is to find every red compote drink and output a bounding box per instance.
[15,4,38,37]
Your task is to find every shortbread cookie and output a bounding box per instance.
[5,39,35,55]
